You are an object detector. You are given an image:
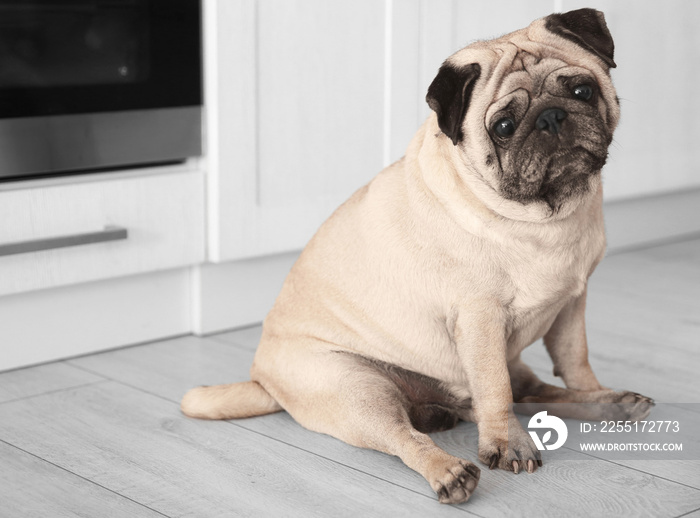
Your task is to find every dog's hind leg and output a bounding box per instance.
[251,345,480,504]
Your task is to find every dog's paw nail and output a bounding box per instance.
[640,395,655,405]
[489,453,499,470]
[463,462,481,480]
[512,460,520,474]
[527,459,535,473]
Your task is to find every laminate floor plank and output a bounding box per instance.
[68,334,700,517]
[69,335,251,403]
[0,381,471,518]
[0,362,104,404]
[603,460,700,491]
[0,440,166,518]
[586,289,699,354]
[208,325,263,351]
[586,248,700,354]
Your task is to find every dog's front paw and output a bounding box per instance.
[478,426,542,474]
[608,391,655,421]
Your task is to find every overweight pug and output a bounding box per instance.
[183,8,653,504]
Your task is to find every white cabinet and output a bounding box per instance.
[0,165,205,296]
[205,0,386,260]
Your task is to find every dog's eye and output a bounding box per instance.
[573,84,593,101]
[493,118,516,137]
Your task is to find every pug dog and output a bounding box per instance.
[182,8,654,504]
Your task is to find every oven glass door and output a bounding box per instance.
[0,0,201,118]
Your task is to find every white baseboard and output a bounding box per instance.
[0,268,192,372]
[604,187,700,253]
[191,251,299,335]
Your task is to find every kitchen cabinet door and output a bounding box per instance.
[205,0,387,260]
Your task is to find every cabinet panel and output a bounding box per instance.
[257,1,385,207]
[207,0,386,260]
[0,168,204,295]
[386,0,422,165]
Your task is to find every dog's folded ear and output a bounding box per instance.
[545,8,616,68]
[426,63,481,146]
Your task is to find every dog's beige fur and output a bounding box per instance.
[182,9,653,504]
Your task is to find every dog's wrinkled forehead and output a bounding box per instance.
[494,52,568,100]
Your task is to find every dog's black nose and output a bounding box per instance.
[535,108,567,135]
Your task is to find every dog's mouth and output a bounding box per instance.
[497,116,611,211]
[497,144,608,211]
[537,147,607,210]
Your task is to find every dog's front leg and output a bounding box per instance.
[543,287,603,391]
[454,307,541,474]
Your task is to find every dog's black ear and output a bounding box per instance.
[426,62,481,146]
[545,8,616,68]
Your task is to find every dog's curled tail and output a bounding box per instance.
[181,381,282,420]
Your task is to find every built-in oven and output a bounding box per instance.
[0,0,202,181]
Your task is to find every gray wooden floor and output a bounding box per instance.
[2,238,700,517]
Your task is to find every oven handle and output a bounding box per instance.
[0,226,128,257]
